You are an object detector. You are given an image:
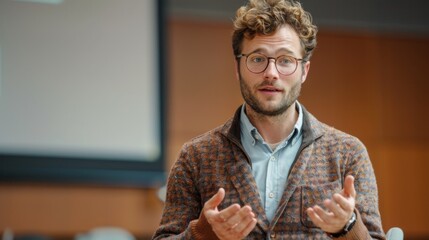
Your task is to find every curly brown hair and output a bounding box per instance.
[232,0,317,61]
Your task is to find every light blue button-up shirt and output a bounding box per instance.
[240,102,303,223]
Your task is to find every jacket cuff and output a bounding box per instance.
[337,210,371,240]
[190,212,219,240]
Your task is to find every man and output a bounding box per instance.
[153,0,385,239]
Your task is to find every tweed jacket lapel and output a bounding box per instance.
[271,141,314,226]
[272,107,325,226]
[228,146,271,231]
[222,107,270,231]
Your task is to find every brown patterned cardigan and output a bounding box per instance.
[153,106,385,239]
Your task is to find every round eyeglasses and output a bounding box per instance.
[236,52,304,76]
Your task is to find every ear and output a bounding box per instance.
[301,61,311,84]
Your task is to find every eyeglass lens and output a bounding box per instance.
[246,53,298,75]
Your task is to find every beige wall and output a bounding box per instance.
[1,19,428,238]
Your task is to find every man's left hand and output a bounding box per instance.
[306,175,356,234]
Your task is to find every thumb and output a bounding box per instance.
[204,188,225,210]
[344,175,356,198]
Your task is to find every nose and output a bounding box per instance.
[263,59,279,80]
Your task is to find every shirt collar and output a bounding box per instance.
[240,101,304,145]
[240,104,258,145]
[292,102,303,145]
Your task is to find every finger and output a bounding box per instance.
[307,207,325,227]
[323,198,346,217]
[222,205,253,228]
[219,204,241,224]
[236,217,257,238]
[231,214,256,233]
[332,193,354,213]
[313,205,334,223]
[204,188,225,210]
[344,175,356,198]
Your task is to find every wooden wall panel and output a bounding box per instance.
[375,144,429,236]
[0,184,163,237]
[375,36,429,140]
[166,19,242,167]
[300,31,383,142]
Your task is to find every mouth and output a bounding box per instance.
[258,86,283,93]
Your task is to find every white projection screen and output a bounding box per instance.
[0,0,166,187]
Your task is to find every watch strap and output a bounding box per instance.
[326,212,357,238]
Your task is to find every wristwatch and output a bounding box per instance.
[326,212,357,238]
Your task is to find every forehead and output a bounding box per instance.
[242,24,302,56]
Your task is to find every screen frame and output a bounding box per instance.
[0,0,167,188]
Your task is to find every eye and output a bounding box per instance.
[277,56,294,65]
[249,54,266,64]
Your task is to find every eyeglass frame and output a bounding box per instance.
[236,52,305,76]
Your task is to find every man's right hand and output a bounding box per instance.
[203,188,257,240]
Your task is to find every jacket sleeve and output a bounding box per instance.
[152,144,219,240]
[337,138,385,240]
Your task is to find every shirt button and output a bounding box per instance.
[270,156,276,161]
[269,192,274,198]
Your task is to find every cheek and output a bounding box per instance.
[238,67,250,81]
[239,61,248,75]
[288,67,305,83]
[242,74,259,89]
[240,66,261,84]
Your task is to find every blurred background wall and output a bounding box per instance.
[1,0,429,239]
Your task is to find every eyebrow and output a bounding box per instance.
[249,47,296,56]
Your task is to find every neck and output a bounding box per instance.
[245,102,298,144]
